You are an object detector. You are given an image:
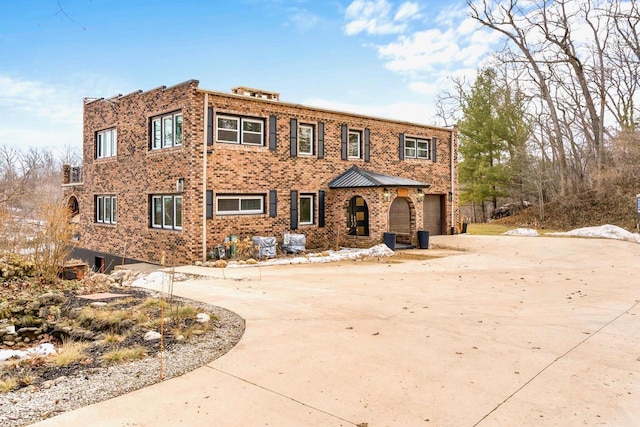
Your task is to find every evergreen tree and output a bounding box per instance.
[458,68,530,219]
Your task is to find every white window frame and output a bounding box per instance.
[241,118,264,146]
[405,137,430,159]
[216,115,240,143]
[96,128,117,159]
[216,114,265,146]
[299,194,314,225]
[298,124,314,155]
[151,112,183,150]
[96,195,116,225]
[348,130,361,158]
[151,195,182,230]
[215,195,264,215]
[405,138,416,158]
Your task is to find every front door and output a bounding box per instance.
[389,197,411,235]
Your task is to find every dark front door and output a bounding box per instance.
[389,197,411,234]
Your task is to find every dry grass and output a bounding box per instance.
[100,346,147,365]
[102,332,125,344]
[0,376,17,393]
[49,339,90,367]
[466,223,515,235]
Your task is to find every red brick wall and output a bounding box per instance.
[64,81,459,266]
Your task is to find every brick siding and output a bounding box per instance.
[64,80,459,267]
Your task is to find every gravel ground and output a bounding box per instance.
[0,296,245,427]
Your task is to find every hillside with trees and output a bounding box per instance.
[439,0,640,230]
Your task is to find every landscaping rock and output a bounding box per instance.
[38,293,66,305]
[196,313,210,324]
[144,331,161,341]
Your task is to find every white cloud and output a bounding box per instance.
[0,75,80,125]
[407,81,437,95]
[0,74,126,152]
[343,0,421,36]
[393,2,421,21]
[288,9,321,31]
[343,0,503,103]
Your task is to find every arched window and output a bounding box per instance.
[68,196,79,216]
[347,196,369,236]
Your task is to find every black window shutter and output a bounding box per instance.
[317,122,324,159]
[290,190,298,230]
[290,118,298,157]
[399,133,405,160]
[269,190,277,217]
[341,124,348,160]
[207,107,214,146]
[318,190,325,228]
[206,190,213,219]
[269,115,277,151]
[432,137,437,162]
[364,128,371,162]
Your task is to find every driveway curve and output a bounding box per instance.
[32,235,640,426]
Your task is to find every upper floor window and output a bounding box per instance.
[151,195,182,230]
[216,194,264,215]
[96,128,117,159]
[96,195,116,225]
[405,137,430,159]
[152,112,183,150]
[298,124,314,155]
[348,130,362,158]
[217,115,264,146]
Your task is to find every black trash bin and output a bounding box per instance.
[417,230,430,249]
[383,232,396,250]
[462,222,468,234]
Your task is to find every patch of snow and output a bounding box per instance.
[0,343,56,362]
[131,271,188,287]
[548,224,640,244]
[503,228,540,237]
[226,244,395,267]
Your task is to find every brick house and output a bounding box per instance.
[62,80,459,271]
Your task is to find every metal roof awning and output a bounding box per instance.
[328,166,431,189]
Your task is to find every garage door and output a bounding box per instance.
[389,197,411,234]
[423,195,443,235]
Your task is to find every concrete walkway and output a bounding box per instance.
[32,235,640,426]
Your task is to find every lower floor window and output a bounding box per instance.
[299,194,314,225]
[152,195,182,230]
[96,195,116,224]
[216,194,264,215]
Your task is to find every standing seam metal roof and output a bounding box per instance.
[328,166,430,189]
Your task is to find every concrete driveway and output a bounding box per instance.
[32,235,640,426]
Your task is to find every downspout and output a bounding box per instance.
[450,126,456,235]
[202,93,209,262]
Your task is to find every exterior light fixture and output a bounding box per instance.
[383,187,390,202]
[417,188,424,201]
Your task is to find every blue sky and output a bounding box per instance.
[0,0,499,153]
